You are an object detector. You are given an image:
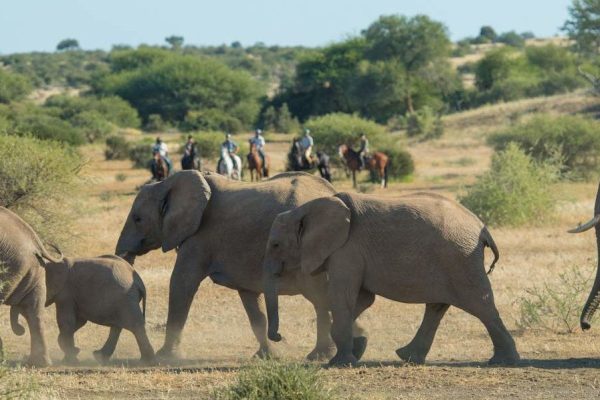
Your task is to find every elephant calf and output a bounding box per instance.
[263,192,520,366]
[44,255,154,364]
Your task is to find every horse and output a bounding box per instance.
[181,147,201,171]
[287,139,332,182]
[150,151,169,182]
[338,144,388,188]
[217,145,242,180]
[247,142,269,182]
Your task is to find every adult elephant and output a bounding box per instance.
[0,207,63,366]
[569,182,600,330]
[115,170,368,360]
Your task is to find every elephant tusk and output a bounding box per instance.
[568,215,600,233]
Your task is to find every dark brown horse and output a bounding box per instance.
[338,144,388,188]
[151,152,169,182]
[247,142,269,181]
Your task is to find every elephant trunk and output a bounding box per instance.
[264,261,283,342]
[115,229,138,265]
[581,183,600,331]
[10,306,25,336]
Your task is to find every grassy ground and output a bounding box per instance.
[3,92,600,399]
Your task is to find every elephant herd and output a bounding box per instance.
[2,171,600,367]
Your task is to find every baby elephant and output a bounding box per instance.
[263,192,520,366]
[45,255,155,364]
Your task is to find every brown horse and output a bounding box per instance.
[247,142,269,181]
[338,144,388,188]
[151,152,169,182]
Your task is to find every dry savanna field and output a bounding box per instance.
[4,92,600,399]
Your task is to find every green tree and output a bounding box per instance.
[0,69,32,103]
[56,38,80,51]
[478,25,498,43]
[563,0,600,55]
[165,35,184,50]
[363,14,451,112]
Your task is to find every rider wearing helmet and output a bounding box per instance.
[299,128,314,167]
[250,128,267,175]
[222,133,239,169]
[358,133,369,170]
[152,136,172,172]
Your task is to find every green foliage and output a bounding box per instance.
[517,266,593,333]
[496,31,525,48]
[189,131,229,160]
[9,106,85,145]
[262,103,300,133]
[0,134,83,243]
[56,38,80,51]
[96,49,262,130]
[459,143,557,226]
[214,360,332,400]
[478,26,497,43]
[183,109,243,133]
[45,94,141,128]
[145,114,168,132]
[304,113,387,155]
[165,35,184,50]
[70,110,112,142]
[406,106,443,140]
[128,141,153,168]
[563,0,600,55]
[488,114,600,176]
[383,143,415,179]
[0,69,32,103]
[105,135,131,160]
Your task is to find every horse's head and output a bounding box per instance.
[338,144,349,159]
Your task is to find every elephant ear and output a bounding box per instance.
[297,197,351,275]
[44,258,71,307]
[158,171,212,252]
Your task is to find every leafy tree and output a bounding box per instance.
[496,31,525,48]
[0,69,32,103]
[563,0,600,55]
[363,14,451,112]
[56,38,80,51]
[475,47,516,91]
[478,26,498,43]
[165,35,184,50]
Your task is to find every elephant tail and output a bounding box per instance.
[10,306,25,336]
[481,227,500,275]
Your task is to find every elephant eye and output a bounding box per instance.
[133,215,142,223]
[272,242,279,249]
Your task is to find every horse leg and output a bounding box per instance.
[352,170,356,188]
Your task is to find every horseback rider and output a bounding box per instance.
[152,136,172,172]
[316,151,331,182]
[358,133,369,170]
[299,128,314,167]
[250,128,267,174]
[182,135,201,170]
[222,133,239,170]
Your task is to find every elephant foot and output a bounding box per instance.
[62,354,79,365]
[156,346,182,362]
[352,336,368,361]
[328,352,357,367]
[253,346,278,360]
[140,354,158,366]
[306,345,336,361]
[93,350,111,365]
[26,354,51,368]
[488,351,520,366]
[395,345,426,365]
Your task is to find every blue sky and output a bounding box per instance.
[0,0,571,54]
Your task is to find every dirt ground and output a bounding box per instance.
[4,92,600,399]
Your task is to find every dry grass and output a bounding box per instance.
[3,93,600,399]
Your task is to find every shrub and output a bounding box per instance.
[183,109,244,133]
[105,135,131,160]
[304,113,387,155]
[189,131,224,160]
[214,360,332,400]
[12,111,85,145]
[263,103,300,133]
[406,106,444,140]
[488,114,600,176]
[128,141,153,168]
[144,114,168,132]
[0,134,83,243]
[0,69,32,103]
[517,266,592,333]
[386,146,415,179]
[70,110,113,142]
[459,143,557,226]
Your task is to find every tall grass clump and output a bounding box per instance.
[0,365,39,399]
[0,134,83,244]
[215,360,333,400]
[459,143,558,226]
[488,114,600,177]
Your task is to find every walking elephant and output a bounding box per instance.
[115,170,369,361]
[0,207,63,366]
[263,192,520,366]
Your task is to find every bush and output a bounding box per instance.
[105,135,131,160]
[488,114,600,176]
[406,106,444,140]
[0,134,83,243]
[145,114,168,132]
[386,146,415,179]
[304,113,387,155]
[263,103,300,133]
[189,131,224,160]
[12,111,85,145]
[459,143,557,226]
[0,69,32,103]
[128,141,153,168]
[517,266,592,333]
[70,110,113,142]
[183,109,243,133]
[214,360,332,400]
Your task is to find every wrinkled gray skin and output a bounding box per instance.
[45,255,154,365]
[568,182,600,331]
[264,192,520,366]
[0,207,63,367]
[115,170,369,361]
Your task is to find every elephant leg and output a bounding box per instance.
[238,290,274,359]
[352,289,375,361]
[55,303,80,364]
[328,277,361,366]
[305,301,334,361]
[131,325,156,365]
[396,303,449,364]
[93,327,121,365]
[21,287,51,367]
[158,254,208,360]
